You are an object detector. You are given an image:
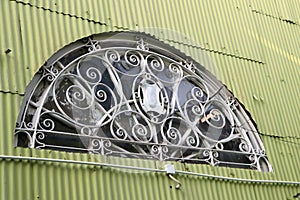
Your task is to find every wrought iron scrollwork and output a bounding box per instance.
[14,32,272,172]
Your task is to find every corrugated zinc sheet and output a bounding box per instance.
[1,155,300,200]
[1,0,299,199]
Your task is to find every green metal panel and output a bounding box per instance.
[1,158,300,200]
[1,0,299,199]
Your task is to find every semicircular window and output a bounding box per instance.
[15,32,272,172]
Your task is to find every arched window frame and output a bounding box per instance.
[15,32,272,172]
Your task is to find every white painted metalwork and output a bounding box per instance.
[14,32,272,171]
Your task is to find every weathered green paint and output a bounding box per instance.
[0,0,299,199]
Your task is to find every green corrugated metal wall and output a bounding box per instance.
[0,0,299,199]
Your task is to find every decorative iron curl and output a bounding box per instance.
[76,56,104,84]
[35,132,46,148]
[239,140,251,153]
[182,99,204,124]
[38,118,55,131]
[112,127,128,140]
[151,145,169,161]
[65,85,89,108]
[95,89,107,103]
[186,135,199,147]
[124,50,143,67]
[165,127,181,144]
[146,54,164,72]
[105,49,121,63]
[132,123,152,142]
